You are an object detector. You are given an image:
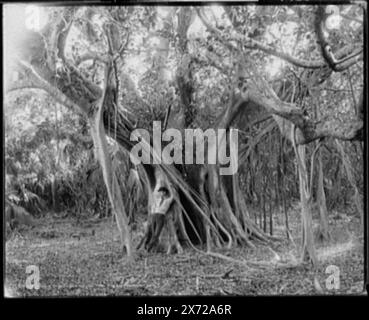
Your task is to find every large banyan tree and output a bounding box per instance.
[5,5,364,265]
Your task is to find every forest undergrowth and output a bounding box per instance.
[5,204,365,296]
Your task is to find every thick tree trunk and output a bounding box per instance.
[279,134,290,239]
[295,144,317,265]
[336,141,363,226]
[316,148,330,242]
[88,64,132,257]
[136,7,272,252]
[89,116,132,257]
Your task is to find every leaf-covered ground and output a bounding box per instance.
[5,206,366,296]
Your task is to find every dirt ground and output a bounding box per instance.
[5,205,366,296]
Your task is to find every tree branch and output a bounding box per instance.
[315,6,363,72]
[6,60,81,112]
[197,8,324,69]
[197,7,363,71]
[75,51,109,65]
[232,89,363,144]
